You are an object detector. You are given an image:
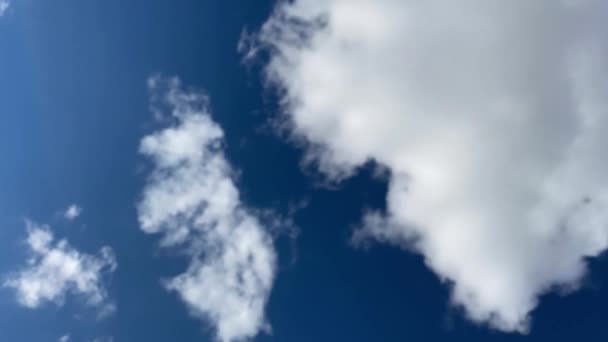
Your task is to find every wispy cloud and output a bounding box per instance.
[58,334,70,342]
[137,76,278,342]
[90,337,114,342]
[64,204,82,221]
[255,0,608,333]
[4,221,117,315]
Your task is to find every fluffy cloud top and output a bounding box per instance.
[137,77,277,342]
[256,0,608,332]
[64,204,82,221]
[4,221,117,313]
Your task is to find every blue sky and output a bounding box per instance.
[2,1,608,342]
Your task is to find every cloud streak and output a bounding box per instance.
[255,0,608,332]
[137,77,277,342]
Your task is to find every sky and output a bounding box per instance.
[2,1,608,341]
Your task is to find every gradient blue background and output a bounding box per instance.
[1,1,607,341]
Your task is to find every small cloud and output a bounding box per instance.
[58,334,70,342]
[64,204,82,221]
[3,220,117,315]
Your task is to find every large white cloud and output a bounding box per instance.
[137,77,277,342]
[255,0,608,333]
[4,221,117,314]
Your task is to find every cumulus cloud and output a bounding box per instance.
[255,0,608,333]
[64,204,82,221]
[4,221,117,314]
[137,76,277,342]
[0,0,9,16]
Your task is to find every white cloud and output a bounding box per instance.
[64,204,82,221]
[0,0,9,16]
[58,334,70,342]
[4,221,117,314]
[137,77,277,342]
[256,0,608,333]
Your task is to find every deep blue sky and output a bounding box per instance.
[1,1,608,341]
